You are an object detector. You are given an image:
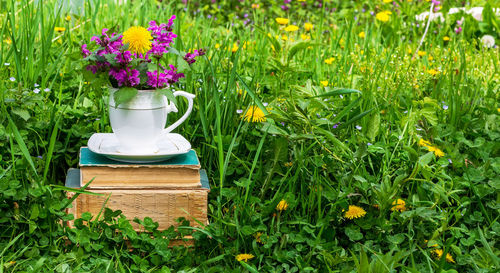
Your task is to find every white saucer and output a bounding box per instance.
[88,133,191,163]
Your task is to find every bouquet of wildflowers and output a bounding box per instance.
[81,15,204,106]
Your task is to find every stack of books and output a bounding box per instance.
[65,147,209,231]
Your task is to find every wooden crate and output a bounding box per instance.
[65,168,209,231]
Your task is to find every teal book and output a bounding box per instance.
[79,148,203,188]
[79,147,200,167]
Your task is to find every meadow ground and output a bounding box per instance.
[0,0,499,272]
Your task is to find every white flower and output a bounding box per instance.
[33,88,40,93]
[4,63,10,66]
[44,88,50,92]
[466,7,483,21]
[236,109,243,114]
[34,83,39,87]
[415,12,444,23]
[9,77,15,82]
[481,35,495,48]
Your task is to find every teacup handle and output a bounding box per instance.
[164,91,195,134]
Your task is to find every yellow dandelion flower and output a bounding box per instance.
[376,11,391,22]
[344,205,367,220]
[320,80,329,87]
[254,232,263,244]
[427,69,440,76]
[431,249,455,263]
[433,147,445,157]
[324,57,335,64]
[281,35,288,41]
[391,199,406,212]
[443,36,450,41]
[231,43,239,53]
[276,18,289,25]
[418,50,427,57]
[122,26,152,54]
[65,15,71,21]
[284,25,299,32]
[54,27,66,32]
[358,31,366,38]
[242,106,266,123]
[301,34,310,40]
[497,108,500,113]
[418,139,432,147]
[235,253,255,262]
[383,0,392,3]
[215,43,220,49]
[304,22,313,31]
[276,199,289,211]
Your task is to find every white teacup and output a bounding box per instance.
[108,88,195,154]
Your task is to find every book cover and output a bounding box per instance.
[79,148,202,188]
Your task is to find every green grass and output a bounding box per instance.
[0,0,499,272]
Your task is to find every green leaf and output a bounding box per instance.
[387,234,405,244]
[104,54,117,66]
[113,87,138,108]
[287,41,314,62]
[366,112,380,141]
[345,226,363,241]
[11,108,30,121]
[156,88,177,105]
[313,88,361,98]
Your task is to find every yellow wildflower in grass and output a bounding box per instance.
[428,146,445,157]
[376,11,392,22]
[251,3,259,9]
[54,27,66,32]
[443,36,450,41]
[320,80,329,87]
[235,253,255,262]
[391,199,406,212]
[358,31,366,38]
[276,18,289,25]
[432,249,456,263]
[418,139,432,147]
[304,22,313,31]
[215,43,220,49]
[231,43,239,53]
[344,205,367,220]
[418,50,427,57]
[254,232,263,244]
[497,108,500,113]
[324,57,335,64]
[242,106,266,123]
[276,199,289,211]
[65,15,71,21]
[427,69,440,76]
[122,26,152,54]
[383,0,392,2]
[281,35,288,41]
[284,162,293,167]
[301,34,310,40]
[284,25,299,32]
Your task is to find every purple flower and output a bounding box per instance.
[333,123,339,129]
[367,143,372,146]
[115,51,132,65]
[448,159,452,164]
[355,125,362,130]
[431,0,441,5]
[442,105,448,110]
[109,67,140,87]
[183,49,206,65]
[81,44,91,57]
[146,65,185,88]
[281,5,289,11]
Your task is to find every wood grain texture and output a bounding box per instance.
[67,188,208,231]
